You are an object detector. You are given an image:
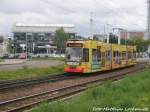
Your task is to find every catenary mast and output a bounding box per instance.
[147,0,150,39]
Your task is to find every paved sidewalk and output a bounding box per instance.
[136,58,150,63]
[0,59,63,71]
[0,59,26,65]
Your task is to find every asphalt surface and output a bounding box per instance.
[0,60,64,71]
[0,58,148,71]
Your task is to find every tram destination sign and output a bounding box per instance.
[67,43,83,47]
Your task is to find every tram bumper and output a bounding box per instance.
[64,67,84,73]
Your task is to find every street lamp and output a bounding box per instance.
[26,33,28,60]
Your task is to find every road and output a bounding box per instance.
[0,60,64,71]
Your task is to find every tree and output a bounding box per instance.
[130,37,150,52]
[0,35,4,43]
[7,38,14,53]
[53,28,70,53]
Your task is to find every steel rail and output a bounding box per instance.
[0,73,72,91]
[0,62,147,91]
[0,64,146,112]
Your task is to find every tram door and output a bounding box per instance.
[101,46,105,68]
[105,44,112,69]
[102,52,105,67]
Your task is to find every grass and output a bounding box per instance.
[0,65,64,81]
[0,59,4,62]
[32,68,150,112]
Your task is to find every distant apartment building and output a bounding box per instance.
[12,23,75,54]
[93,31,146,45]
[120,31,146,40]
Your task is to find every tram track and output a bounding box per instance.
[0,73,75,91]
[0,61,148,92]
[0,63,147,112]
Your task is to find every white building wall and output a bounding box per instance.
[12,24,75,33]
[0,41,8,56]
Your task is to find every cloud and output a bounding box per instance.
[0,0,45,14]
[0,0,147,36]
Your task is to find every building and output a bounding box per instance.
[12,23,75,54]
[0,39,9,56]
[93,34,107,42]
[120,31,146,40]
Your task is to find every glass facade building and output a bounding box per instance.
[12,24,75,54]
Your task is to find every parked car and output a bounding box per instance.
[1,54,9,59]
[8,54,15,59]
[19,53,27,59]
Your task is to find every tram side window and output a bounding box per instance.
[133,51,136,59]
[113,51,119,64]
[83,48,89,62]
[97,49,101,62]
[122,51,126,60]
[128,51,132,59]
[92,49,97,62]
[113,51,119,57]
[106,50,111,60]
[92,49,101,62]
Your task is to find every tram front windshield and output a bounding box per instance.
[66,47,82,62]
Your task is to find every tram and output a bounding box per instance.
[64,39,136,73]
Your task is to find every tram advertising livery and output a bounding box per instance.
[64,39,136,73]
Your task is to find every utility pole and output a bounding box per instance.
[118,29,121,45]
[106,24,110,43]
[26,33,28,60]
[103,25,106,42]
[147,0,150,39]
[90,12,94,39]
[147,0,150,57]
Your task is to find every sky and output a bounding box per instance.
[0,0,147,37]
